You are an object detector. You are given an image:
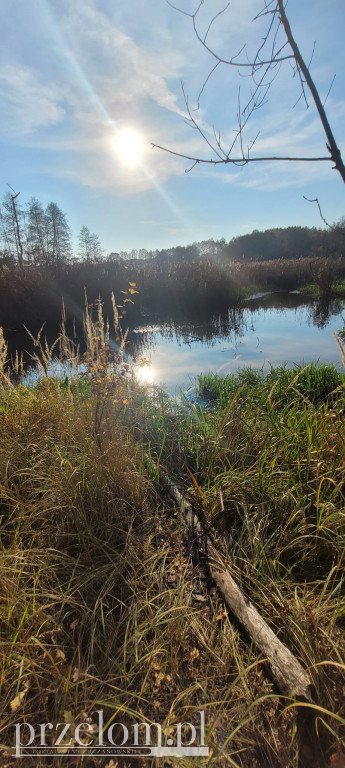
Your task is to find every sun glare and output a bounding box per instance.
[114,128,145,168]
[137,363,156,385]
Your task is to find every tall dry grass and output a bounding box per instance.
[129,362,345,766]
[2,255,345,347]
[1,302,345,766]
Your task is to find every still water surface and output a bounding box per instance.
[15,293,345,392]
[131,293,345,395]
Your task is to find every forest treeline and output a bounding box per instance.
[118,222,345,265]
[1,188,344,268]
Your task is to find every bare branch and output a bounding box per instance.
[253,0,278,69]
[323,74,336,107]
[196,60,221,110]
[160,0,345,188]
[253,1,277,21]
[166,0,193,19]
[152,143,332,166]
[181,82,226,161]
[307,40,316,72]
[277,0,345,183]
[167,0,294,67]
[204,3,230,44]
[303,196,345,236]
[185,159,199,173]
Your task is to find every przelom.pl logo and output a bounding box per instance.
[13,709,209,758]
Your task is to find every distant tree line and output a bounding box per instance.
[220,223,345,263]
[109,225,345,266]
[0,188,343,270]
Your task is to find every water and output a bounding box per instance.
[131,293,345,395]
[8,292,345,393]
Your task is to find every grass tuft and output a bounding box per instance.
[0,301,344,766]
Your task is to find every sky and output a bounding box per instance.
[0,0,344,254]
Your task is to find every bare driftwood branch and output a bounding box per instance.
[156,462,315,703]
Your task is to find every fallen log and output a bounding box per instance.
[156,462,315,703]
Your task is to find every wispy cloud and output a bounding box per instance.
[0,0,205,193]
[0,0,343,207]
[59,0,187,119]
[0,64,65,134]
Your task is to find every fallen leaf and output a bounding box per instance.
[189,647,200,662]
[10,682,29,713]
[192,591,206,602]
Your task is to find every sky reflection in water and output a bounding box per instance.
[132,298,345,395]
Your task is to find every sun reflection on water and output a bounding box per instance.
[136,362,157,385]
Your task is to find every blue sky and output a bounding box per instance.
[0,0,344,253]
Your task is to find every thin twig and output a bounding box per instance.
[303,196,345,236]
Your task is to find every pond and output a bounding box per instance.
[8,292,345,393]
[130,293,345,395]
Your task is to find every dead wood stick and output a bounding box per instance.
[155,462,315,703]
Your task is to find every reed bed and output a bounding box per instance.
[0,303,345,766]
[2,256,345,343]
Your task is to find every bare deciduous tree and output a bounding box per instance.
[78,225,104,262]
[26,197,48,266]
[0,188,25,268]
[45,202,71,266]
[154,0,345,185]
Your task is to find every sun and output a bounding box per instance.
[114,128,145,168]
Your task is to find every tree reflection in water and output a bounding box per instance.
[6,292,345,385]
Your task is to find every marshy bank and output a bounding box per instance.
[4,264,345,396]
[2,254,345,338]
[1,307,345,767]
